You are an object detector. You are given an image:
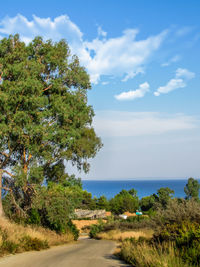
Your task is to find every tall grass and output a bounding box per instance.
[0,217,74,256]
[120,240,190,267]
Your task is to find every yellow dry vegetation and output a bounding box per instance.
[96,229,153,241]
[0,217,74,247]
[72,219,106,232]
[121,240,190,267]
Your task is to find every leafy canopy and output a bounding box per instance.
[0,34,102,213]
[0,34,102,178]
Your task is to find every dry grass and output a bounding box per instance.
[72,220,106,233]
[96,229,153,241]
[0,217,74,251]
[120,240,190,267]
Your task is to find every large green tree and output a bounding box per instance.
[0,34,102,216]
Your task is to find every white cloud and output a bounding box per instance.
[154,79,186,96]
[97,26,107,38]
[85,29,167,83]
[0,14,167,84]
[175,68,195,80]
[154,68,195,96]
[161,55,181,67]
[115,82,149,101]
[121,68,144,82]
[93,111,198,137]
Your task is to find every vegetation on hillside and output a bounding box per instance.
[89,178,200,267]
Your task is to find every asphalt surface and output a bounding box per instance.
[0,237,130,267]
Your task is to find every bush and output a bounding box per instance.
[152,199,200,228]
[67,220,79,241]
[32,184,80,233]
[28,209,41,225]
[1,240,19,254]
[154,221,200,265]
[109,189,139,214]
[89,222,104,238]
[20,236,49,251]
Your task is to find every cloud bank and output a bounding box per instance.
[154,68,195,96]
[94,111,198,137]
[0,14,167,84]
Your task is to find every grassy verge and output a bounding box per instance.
[0,217,74,256]
[96,229,153,241]
[120,240,190,267]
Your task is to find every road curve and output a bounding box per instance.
[0,238,130,267]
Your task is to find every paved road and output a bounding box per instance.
[0,238,130,267]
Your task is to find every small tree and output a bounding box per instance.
[109,189,139,214]
[96,195,109,210]
[154,187,174,209]
[184,177,200,201]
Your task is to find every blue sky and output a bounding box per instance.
[1,0,200,179]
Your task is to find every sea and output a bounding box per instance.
[82,179,199,199]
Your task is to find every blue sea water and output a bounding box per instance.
[82,179,199,199]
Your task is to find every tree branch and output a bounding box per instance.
[0,186,27,217]
[43,84,52,92]
[0,152,9,158]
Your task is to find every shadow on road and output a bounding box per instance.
[104,253,131,267]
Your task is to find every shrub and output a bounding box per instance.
[154,221,200,265]
[28,209,41,225]
[67,220,79,241]
[89,223,104,238]
[1,240,19,254]
[152,199,200,228]
[20,236,49,251]
[109,189,139,214]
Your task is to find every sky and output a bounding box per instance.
[0,0,200,179]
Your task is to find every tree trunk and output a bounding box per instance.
[0,170,4,217]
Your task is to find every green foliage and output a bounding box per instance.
[89,222,104,238]
[1,240,19,254]
[109,189,139,214]
[154,187,175,209]
[96,195,110,210]
[152,198,200,227]
[0,34,102,215]
[32,183,81,234]
[79,190,97,210]
[67,220,79,241]
[62,174,82,188]
[28,209,41,225]
[184,177,200,200]
[140,195,156,211]
[20,236,49,251]
[154,221,200,266]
